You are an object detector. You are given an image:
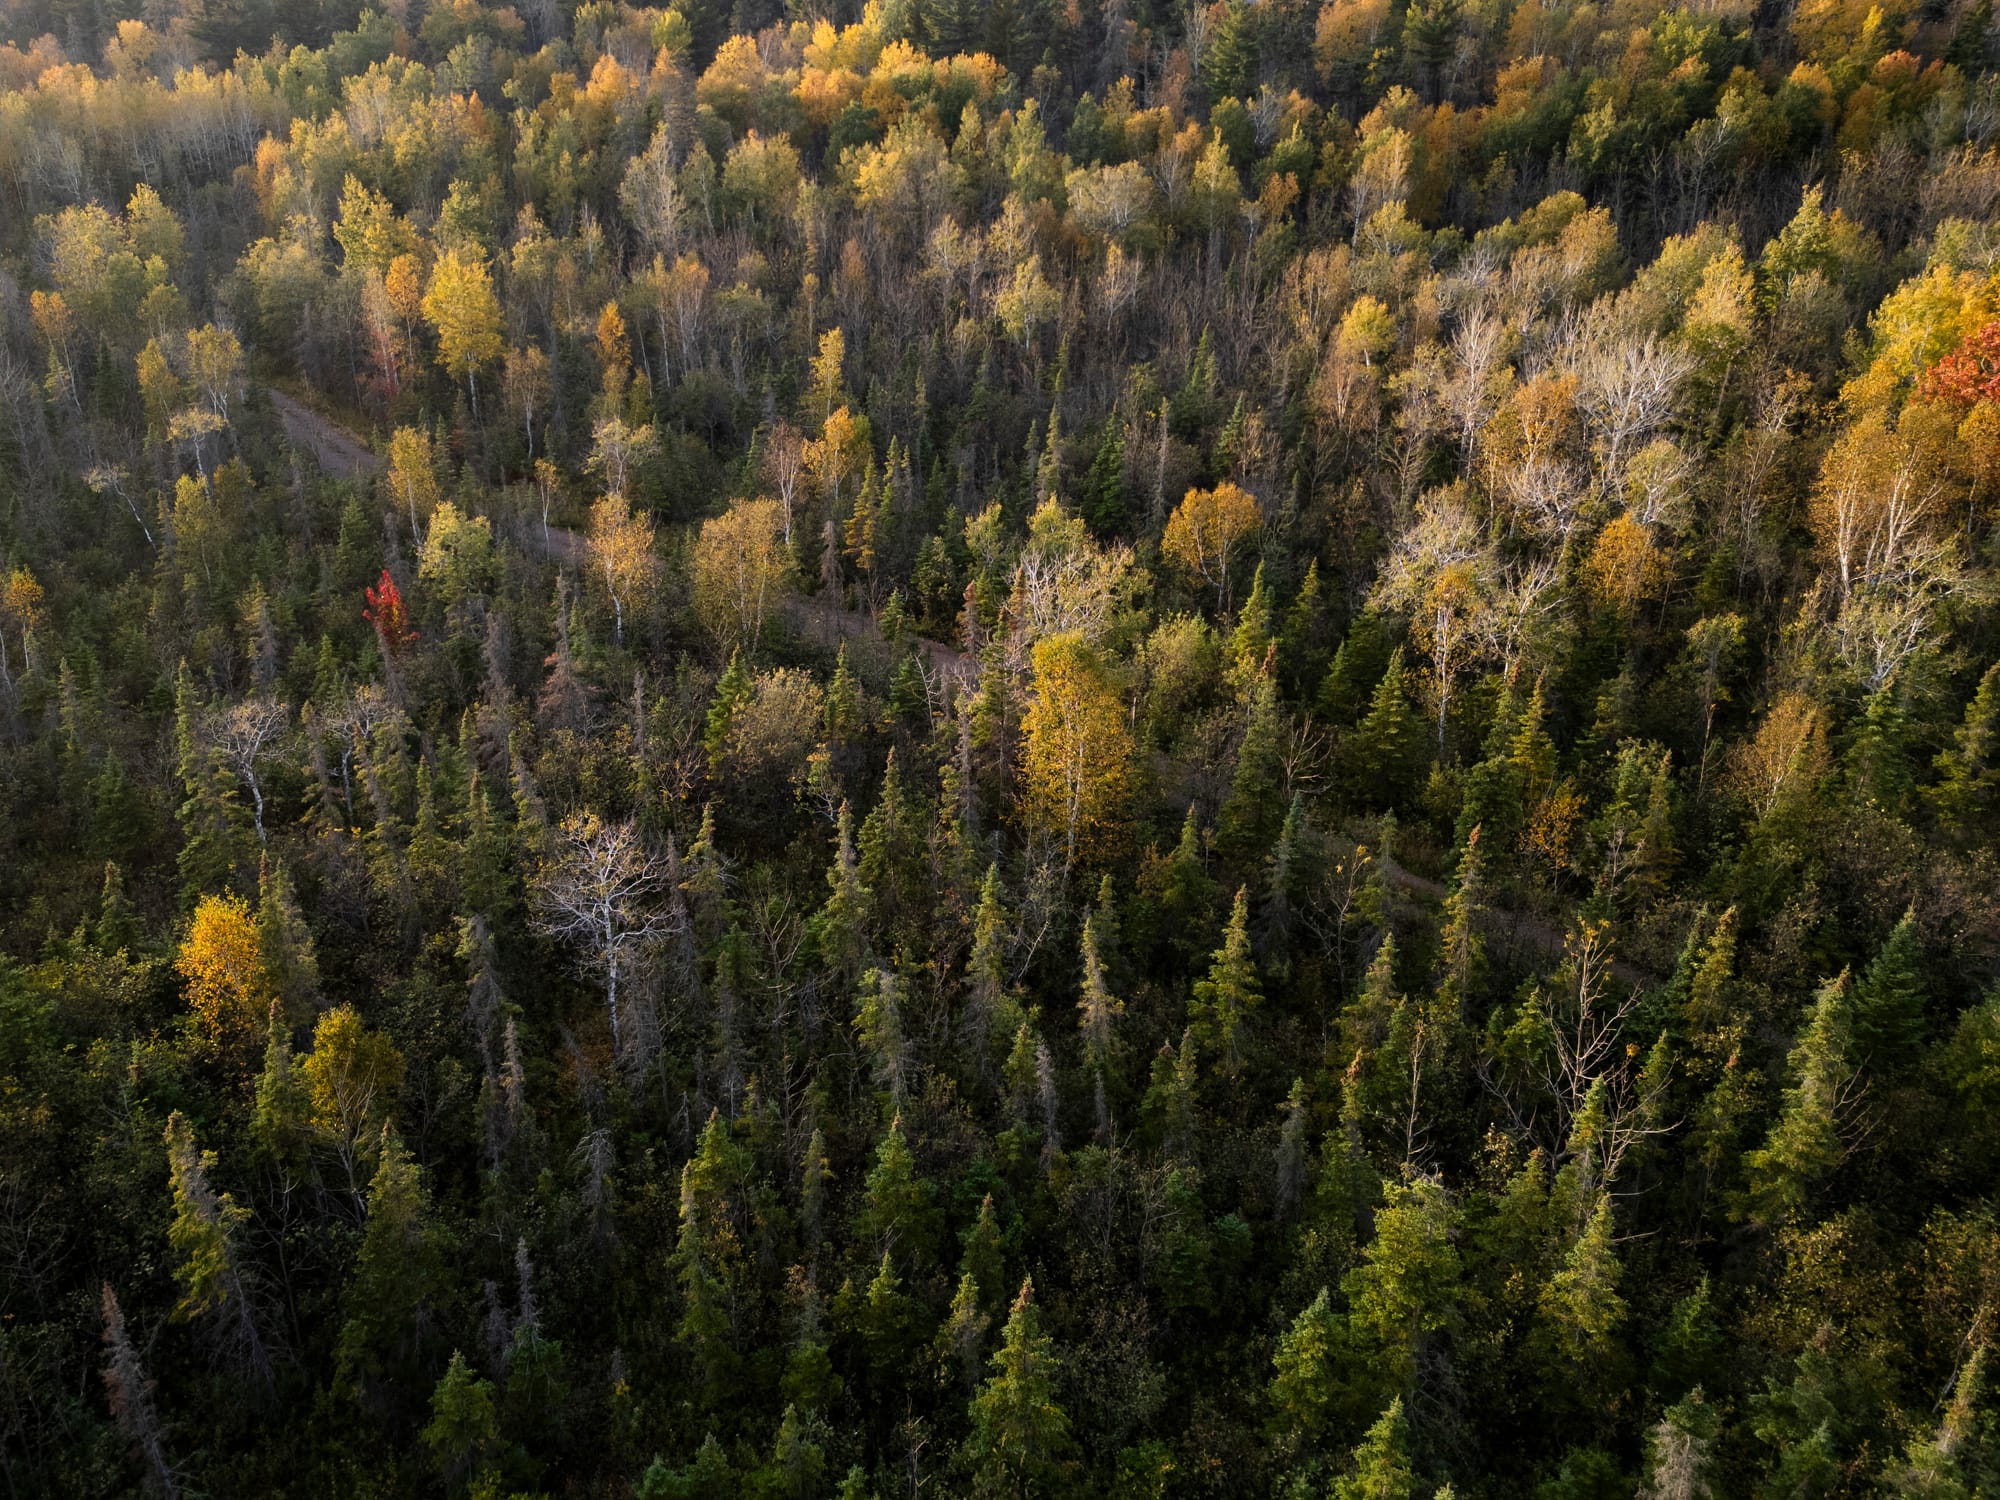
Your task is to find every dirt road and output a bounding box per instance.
[270,389,380,479]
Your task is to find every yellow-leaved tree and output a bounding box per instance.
[178,893,272,1058]
[588,492,658,646]
[1021,632,1134,869]
[421,248,503,413]
[693,496,793,652]
[385,426,441,543]
[302,1005,405,1186]
[1162,481,1261,610]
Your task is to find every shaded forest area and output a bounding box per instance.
[4,0,2000,1491]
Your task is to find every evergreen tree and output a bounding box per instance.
[423,1352,500,1494]
[1218,674,1284,864]
[337,1131,443,1412]
[99,1284,177,1499]
[1849,909,1926,1074]
[855,968,909,1104]
[251,1001,308,1165]
[163,1112,270,1387]
[254,857,319,1022]
[1539,1195,1626,1356]
[1348,646,1421,811]
[1333,1397,1418,1500]
[1082,421,1128,535]
[813,802,872,978]
[1933,663,2000,837]
[1743,973,1855,1226]
[1191,887,1262,1078]
[965,1279,1074,1497]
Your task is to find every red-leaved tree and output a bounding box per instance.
[363,570,417,656]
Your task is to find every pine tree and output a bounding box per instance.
[1850,908,1927,1073]
[100,1284,177,1498]
[1743,972,1854,1226]
[1333,1397,1418,1500]
[423,1351,500,1494]
[1191,887,1262,1078]
[163,1112,270,1387]
[965,1278,1074,1496]
[1348,646,1421,811]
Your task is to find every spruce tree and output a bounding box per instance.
[1333,1397,1418,1500]
[1349,646,1420,811]
[338,1130,442,1411]
[965,1279,1074,1496]
[1743,972,1854,1226]
[1218,674,1284,864]
[1191,886,1262,1078]
[1933,662,2000,837]
[1850,909,1926,1074]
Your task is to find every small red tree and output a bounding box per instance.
[363,570,417,656]
[1920,319,2000,407]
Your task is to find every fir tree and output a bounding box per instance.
[1850,909,1926,1074]
[1349,646,1421,811]
[1191,886,1262,1078]
[1743,972,1855,1226]
[965,1279,1074,1497]
[1333,1397,1418,1500]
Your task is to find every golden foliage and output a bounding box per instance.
[1162,481,1262,608]
[177,893,271,1057]
[1021,632,1134,867]
[693,496,793,651]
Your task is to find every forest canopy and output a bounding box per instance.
[3,0,2000,1492]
